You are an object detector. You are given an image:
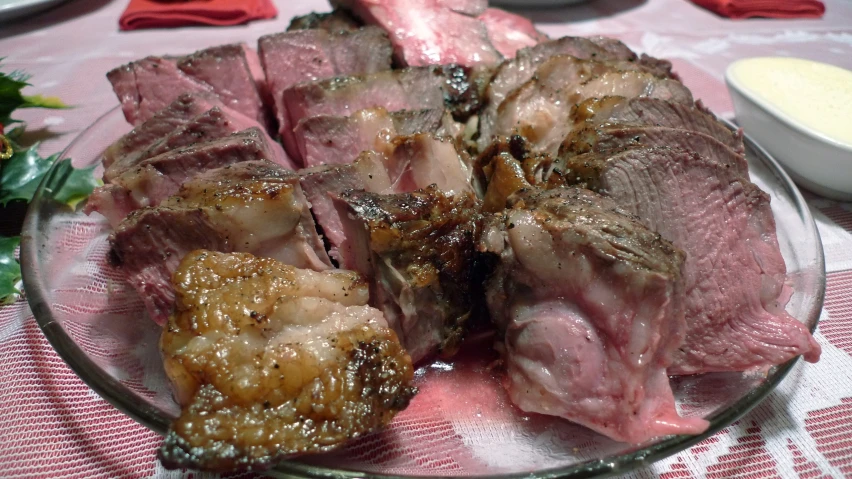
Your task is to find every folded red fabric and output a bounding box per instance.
[691,0,825,19]
[119,0,278,31]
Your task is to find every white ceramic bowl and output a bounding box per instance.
[726,57,852,201]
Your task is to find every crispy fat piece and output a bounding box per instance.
[159,250,416,472]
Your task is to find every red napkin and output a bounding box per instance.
[691,0,825,19]
[119,0,278,31]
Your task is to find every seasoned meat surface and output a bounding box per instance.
[573,96,744,154]
[560,124,748,176]
[493,64,692,154]
[88,128,284,227]
[480,186,708,442]
[562,147,821,373]
[334,187,481,363]
[110,161,331,324]
[159,250,415,472]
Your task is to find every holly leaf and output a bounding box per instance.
[0,143,99,208]
[47,159,100,209]
[0,236,21,304]
[0,62,69,126]
[0,143,55,206]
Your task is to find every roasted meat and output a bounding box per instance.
[562,147,821,373]
[159,250,415,472]
[258,27,393,161]
[477,8,547,58]
[479,186,709,442]
[334,187,481,363]
[287,9,361,31]
[109,161,331,324]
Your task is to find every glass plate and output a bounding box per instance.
[20,107,825,478]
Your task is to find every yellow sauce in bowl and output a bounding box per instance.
[727,57,852,146]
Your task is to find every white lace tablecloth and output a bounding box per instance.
[2,0,852,477]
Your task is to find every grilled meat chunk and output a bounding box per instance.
[258,27,393,161]
[477,8,547,58]
[109,161,331,324]
[562,147,821,373]
[560,124,748,176]
[573,96,744,154]
[334,187,481,363]
[294,107,445,167]
[88,128,285,227]
[479,186,708,442]
[159,250,415,472]
[493,63,692,154]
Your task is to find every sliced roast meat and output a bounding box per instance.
[334,187,481,363]
[110,161,332,325]
[108,57,214,126]
[283,65,485,142]
[176,44,268,127]
[638,54,675,80]
[477,8,547,58]
[492,60,691,154]
[300,152,392,262]
[287,9,361,31]
[294,107,443,167]
[562,146,821,374]
[103,103,295,183]
[560,124,748,176]
[88,128,282,227]
[332,0,501,67]
[102,93,220,171]
[159,250,415,472]
[477,36,639,151]
[301,133,474,264]
[479,186,708,442]
[573,96,744,155]
[258,27,393,162]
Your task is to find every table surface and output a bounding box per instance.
[2,0,852,477]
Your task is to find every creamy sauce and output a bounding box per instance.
[729,57,852,146]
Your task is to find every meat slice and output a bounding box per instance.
[107,57,213,126]
[479,186,708,443]
[176,44,268,128]
[258,27,393,162]
[88,128,281,227]
[477,8,547,58]
[102,93,220,171]
[478,36,637,151]
[159,250,415,472]
[562,147,821,373]
[492,59,691,154]
[110,161,332,325]
[287,9,361,31]
[560,124,748,176]
[103,103,294,183]
[333,187,481,363]
[301,133,474,263]
[294,107,443,167]
[332,0,501,67]
[283,65,485,139]
[574,96,744,155]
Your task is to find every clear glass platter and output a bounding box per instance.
[20,107,825,478]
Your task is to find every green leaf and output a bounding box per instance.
[0,144,99,208]
[0,143,55,206]
[47,159,100,209]
[0,61,69,126]
[0,236,21,304]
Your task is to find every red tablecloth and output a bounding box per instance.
[2,0,852,477]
